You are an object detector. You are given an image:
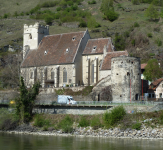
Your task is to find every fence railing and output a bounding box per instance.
[0,100,162,107]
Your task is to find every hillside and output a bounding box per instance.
[0,0,163,87]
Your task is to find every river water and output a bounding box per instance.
[1,133,163,150]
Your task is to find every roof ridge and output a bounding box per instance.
[46,30,86,37]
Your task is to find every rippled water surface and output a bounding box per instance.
[1,133,163,150]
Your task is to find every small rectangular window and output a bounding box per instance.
[152,94,155,98]
[159,93,162,98]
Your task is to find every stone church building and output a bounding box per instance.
[21,23,128,88]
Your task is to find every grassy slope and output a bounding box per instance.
[0,0,162,62]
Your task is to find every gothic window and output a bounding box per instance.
[40,72,43,81]
[63,68,67,83]
[51,71,54,80]
[30,72,34,79]
[91,63,94,83]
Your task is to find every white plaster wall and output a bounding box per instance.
[23,23,49,58]
[155,81,163,98]
[74,30,90,85]
[99,70,111,80]
[82,54,103,86]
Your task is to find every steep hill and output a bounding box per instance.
[0,0,163,63]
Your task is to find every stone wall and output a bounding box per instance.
[111,56,141,102]
[33,106,111,115]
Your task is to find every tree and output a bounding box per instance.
[15,77,40,123]
[145,4,159,21]
[143,59,163,81]
[0,52,22,88]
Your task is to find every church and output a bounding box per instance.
[21,22,128,88]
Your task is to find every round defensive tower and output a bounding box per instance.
[111,56,141,102]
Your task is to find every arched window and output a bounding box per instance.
[51,71,54,80]
[91,62,94,83]
[63,68,67,83]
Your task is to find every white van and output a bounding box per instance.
[57,95,77,105]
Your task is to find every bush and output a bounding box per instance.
[131,39,135,46]
[132,0,140,5]
[134,22,140,27]
[56,7,61,11]
[103,106,126,128]
[45,15,54,25]
[132,122,141,130]
[105,9,119,22]
[79,20,87,27]
[114,33,125,50]
[147,33,152,38]
[88,0,96,4]
[160,111,163,124]
[149,53,155,57]
[155,39,162,46]
[40,1,59,7]
[78,116,90,127]
[58,115,73,133]
[87,17,100,28]
[124,31,130,38]
[90,116,102,130]
[34,114,50,127]
[0,108,18,130]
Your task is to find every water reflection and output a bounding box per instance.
[0,133,163,150]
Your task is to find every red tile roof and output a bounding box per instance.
[83,38,113,55]
[101,51,128,70]
[21,31,86,67]
[141,63,147,69]
[149,78,163,90]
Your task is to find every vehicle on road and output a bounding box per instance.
[57,95,77,105]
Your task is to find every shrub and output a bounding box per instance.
[131,39,135,46]
[33,114,50,127]
[155,39,162,46]
[134,22,139,27]
[114,33,125,50]
[44,15,54,25]
[160,111,163,124]
[90,116,102,130]
[132,122,141,130]
[0,108,18,130]
[87,17,100,28]
[147,33,152,38]
[103,106,126,128]
[149,53,155,57]
[88,0,96,4]
[79,20,87,27]
[3,13,9,19]
[132,0,140,5]
[105,9,119,22]
[58,115,73,133]
[78,116,90,127]
[40,1,59,7]
[56,7,61,11]
[124,31,129,38]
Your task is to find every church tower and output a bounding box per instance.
[23,22,49,59]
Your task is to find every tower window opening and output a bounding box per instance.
[127,72,130,76]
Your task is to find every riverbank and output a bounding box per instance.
[1,123,163,140]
